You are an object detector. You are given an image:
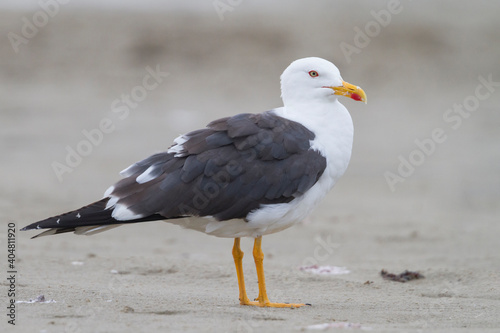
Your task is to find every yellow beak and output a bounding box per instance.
[328,81,367,104]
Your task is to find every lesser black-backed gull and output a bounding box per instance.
[22,57,367,307]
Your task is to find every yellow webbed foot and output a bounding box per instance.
[240,299,309,308]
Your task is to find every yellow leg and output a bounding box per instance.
[232,236,308,308]
[232,238,251,304]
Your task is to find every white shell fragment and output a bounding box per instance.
[299,265,350,275]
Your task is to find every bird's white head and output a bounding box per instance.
[280,57,367,107]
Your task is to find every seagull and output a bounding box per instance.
[22,57,366,308]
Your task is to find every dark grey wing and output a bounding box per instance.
[108,111,327,221]
[20,198,166,238]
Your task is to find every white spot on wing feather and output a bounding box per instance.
[120,164,137,177]
[104,185,119,210]
[105,196,119,210]
[136,165,159,184]
[167,135,188,157]
[103,185,115,198]
[111,203,144,221]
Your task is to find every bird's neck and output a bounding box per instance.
[277,99,354,183]
[278,99,353,137]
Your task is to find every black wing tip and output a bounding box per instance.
[21,218,50,231]
[20,223,41,232]
[20,198,112,233]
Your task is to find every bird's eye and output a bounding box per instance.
[309,70,319,77]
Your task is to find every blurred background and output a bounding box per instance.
[2,0,499,230]
[1,1,499,331]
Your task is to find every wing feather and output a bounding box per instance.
[22,111,327,237]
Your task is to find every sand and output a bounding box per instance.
[1,1,500,332]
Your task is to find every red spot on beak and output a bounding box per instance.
[351,93,362,101]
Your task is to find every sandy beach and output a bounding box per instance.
[1,1,500,332]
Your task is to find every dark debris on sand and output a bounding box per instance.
[380,269,425,283]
